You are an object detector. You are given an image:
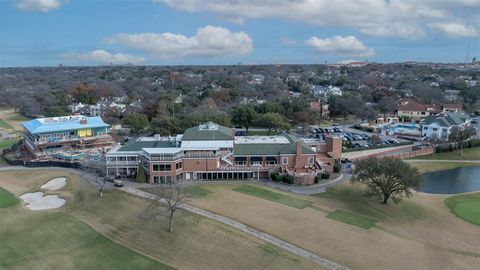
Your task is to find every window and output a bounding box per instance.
[282,157,289,165]
[432,128,438,131]
[175,162,182,170]
[235,161,246,166]
[442,128,448,132]
[127,156,137,162]
[251,161,262,166]
[152,164,172,171]
[308,157,314,165]
[117,156,126,161]
[423,127,428,130]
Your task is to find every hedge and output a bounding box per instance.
[270,172,294,184]
[435,139,480,153]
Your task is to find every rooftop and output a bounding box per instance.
[422,113,468,127]
[234,143,316,156]
[22,115,109,134]
[235,136,290,144]
[182,121,233,141]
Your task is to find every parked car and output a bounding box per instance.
[114,180,124,187]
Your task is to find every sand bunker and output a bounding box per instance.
[41,177,67,191]
[19,192,65,210]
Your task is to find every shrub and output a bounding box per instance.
[333,162,342,173]
[270,172,278,181]
[281,174,294,184]
[315,173,330,183]
[321,173,330,179]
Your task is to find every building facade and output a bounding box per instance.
[420,113,469,140]
[106,122,342,185]
[22,115,113,158]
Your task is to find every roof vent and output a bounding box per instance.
[154,134,161,140]
[80,119,88,125]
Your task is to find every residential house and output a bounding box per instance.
[442,103,463,113]
[421,113,469,140]
[397,100,440,121]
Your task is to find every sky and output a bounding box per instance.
[1,0,480,67]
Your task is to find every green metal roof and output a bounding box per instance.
[182,121,233,141]
[234,143,315,156]
[118,140,174,151]
[422,113,468,128]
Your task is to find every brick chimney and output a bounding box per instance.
[80,119,88,125]
[296,141,302,155]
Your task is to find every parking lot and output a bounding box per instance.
[305,125,410,150]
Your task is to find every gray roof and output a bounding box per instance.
[182,122,233,141]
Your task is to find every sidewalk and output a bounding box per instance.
[263,171,351,195]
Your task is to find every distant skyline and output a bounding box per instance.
[1,0,480,67]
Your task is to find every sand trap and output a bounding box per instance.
[41,177,67,191]
[19,192,65,210]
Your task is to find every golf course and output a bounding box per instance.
[0,170,321,270]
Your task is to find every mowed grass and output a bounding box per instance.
[233,185,313,209]
[412,147,480,160]
[187,183,480,270]
[445,193,480,226]
[326,210,378,229]
[0,187,19,208]
[0,170,320,270]
[0,213,173,269]
[314,184,430,224]
[142,185,212,198]
[0,118,14,129]
[408,161,480,174]
[0,139,18,149]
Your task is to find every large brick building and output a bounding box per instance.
[106,122,342,185]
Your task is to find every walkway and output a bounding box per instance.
[0,165,351,270]
[263,172,352,195]
[122,187,351,270]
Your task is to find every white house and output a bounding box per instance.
[421,113,469,141]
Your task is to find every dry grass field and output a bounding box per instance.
[0,170,321,270]
[185,183,480,270]
[0,109,28,131]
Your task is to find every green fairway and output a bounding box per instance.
[0,187,19,208]
[326,210,378,229]
[233,185,312,209]
[412,147,480,161]
[444,193,480,226]
[0,212,174,270]
[0,118,14,129]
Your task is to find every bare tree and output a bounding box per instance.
[142,182,187,232]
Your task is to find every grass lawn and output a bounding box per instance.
[412,147,480,160]
[233,185,313,209]
[409,161,480,174]
[0,187,19,208]
[186,183,480,270]
[444,193,480,226]
[0,139,18,149]
[0,170,319,270]
[326,210,378,229]
[142,185,212,198]
[0,118,14,129]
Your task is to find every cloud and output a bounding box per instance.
[306,36,374,57]
[61,50,145,65]
[429,22,479,37]
[155,0,480,39]
[105,25,253,59]
[281,37,297,45]
[13,0,67,12]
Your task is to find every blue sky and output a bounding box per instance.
[1,0,479,67]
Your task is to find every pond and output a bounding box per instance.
[419,166,480,194]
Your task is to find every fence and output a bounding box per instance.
[2,144,81,169]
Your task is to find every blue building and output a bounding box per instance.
[22,115,112,157]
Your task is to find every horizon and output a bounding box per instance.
[1,0,480,67]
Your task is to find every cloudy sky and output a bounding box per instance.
[1,0,479,66]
